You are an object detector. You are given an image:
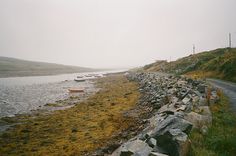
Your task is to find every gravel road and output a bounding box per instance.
[207,79,236,112]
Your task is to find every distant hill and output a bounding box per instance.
[0,57,98,78]
[142,48,236,82]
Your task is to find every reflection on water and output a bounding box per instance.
[0,70,126,118]
[0,80,94,117]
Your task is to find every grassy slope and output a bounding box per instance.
[143,48,236,82]
[0,75,141,155]
[0,57,97,77]
[189,91,236,156]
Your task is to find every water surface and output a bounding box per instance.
[0,70,126,118]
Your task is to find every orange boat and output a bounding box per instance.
[68,88,84,93]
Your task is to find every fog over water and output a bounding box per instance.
[0,0,236,68]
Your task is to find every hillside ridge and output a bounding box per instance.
[143,48,236,82]
[0,56,97,78]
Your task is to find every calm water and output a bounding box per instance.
[0,70,126,118]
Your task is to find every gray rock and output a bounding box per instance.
[148,114,167,128]
[209,90,219,105]
[120,150,133,156]
[147,138,157,148]
[158,104,177,114]
[152,146,168,155]
[149,115,193,139]
[185,102,193,113]
[200,125,208,135]
[112,140,153,156]
[179,90,190,99]
[170,96,179,104]
[174,112,185,118]
[197,84,206,93]
[177,80,187,86]
[137,132,150,141]
[198,97,207,106]
[149,152,169,156]
[198,106,212,116]
[171,130,191,156]
[182,97,191,105]
[192,90,202,97]
[155,129,190,156]
[185,111,212,129]
[177,105,186,112]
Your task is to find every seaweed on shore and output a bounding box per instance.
[0,75,142,156]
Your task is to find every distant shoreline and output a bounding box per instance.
[0,56,108,78]
[0,69,103,78]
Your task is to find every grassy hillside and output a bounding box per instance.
[143,48,236,82]
[0,57,98,78]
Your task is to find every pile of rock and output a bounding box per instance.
[111,72,219,156]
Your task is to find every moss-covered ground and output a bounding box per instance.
[0,75,140,155]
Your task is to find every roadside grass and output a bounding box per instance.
[189,93,236,156]
[184,70,221,80]
[183,48,236,83]
[0,75,140,155]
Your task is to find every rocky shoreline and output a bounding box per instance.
[110,72,219,156]
[0,72,221,155]
[0,75,142,155]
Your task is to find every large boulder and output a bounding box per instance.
[154,129,191,156]
[185,109,212,129]
[197,84,207,93]
[148,115,193,138]
[198,106,212,117]
[145,115,192,156]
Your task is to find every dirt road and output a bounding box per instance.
[207,79,236,112]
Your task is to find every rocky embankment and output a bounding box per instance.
[111,72,219,156]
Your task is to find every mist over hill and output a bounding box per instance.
[0,57,98,78]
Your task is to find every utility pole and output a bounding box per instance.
[229,33,231,48]
[193,44,195,55]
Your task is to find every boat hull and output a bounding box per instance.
[68,88,84,93]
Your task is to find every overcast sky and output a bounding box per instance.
[0,0,236,68]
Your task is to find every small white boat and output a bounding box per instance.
[94,75,102,78]
[74,79,86,82]
[68,88,84,93]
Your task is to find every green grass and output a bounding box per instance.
[189,94,236,156]
[143,48,236,83]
